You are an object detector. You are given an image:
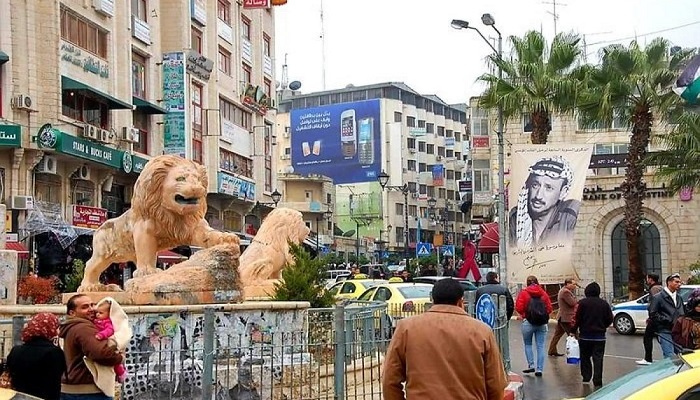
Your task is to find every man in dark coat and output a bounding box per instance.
[571,282,613,388]
[649,273,685,358]
[475,272,514,320]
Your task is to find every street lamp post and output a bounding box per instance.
[428,197,452,264]
[378,171,411,269]
[450,14,506,286]
[316,205,333,254]
[255,188,282,208]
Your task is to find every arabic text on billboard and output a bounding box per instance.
[162,52,187,158]
[291,100,382,184]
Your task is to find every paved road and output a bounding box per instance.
[507,320,662,400]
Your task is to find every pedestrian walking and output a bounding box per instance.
[672,295,700,350]
[636,274,663,365]
[648,273,685,358]
[475,271,515,320]
[548,278,579,356]
[382,278,507,400]
[6,313,66,400]
[515,275,553,377]
[570,282,613,388]
[59,294,124,400]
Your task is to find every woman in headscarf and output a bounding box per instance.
[6,313,66,400]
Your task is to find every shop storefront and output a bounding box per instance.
[209,171,256,232]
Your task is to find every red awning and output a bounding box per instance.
[478,222,499,254]
[157,250,187,263]
[6,241,29,259]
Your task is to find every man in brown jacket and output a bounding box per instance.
[548,278,578,356]
[59,294,123,399]
[382,279,507,400]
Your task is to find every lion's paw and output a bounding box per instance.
[132,268,162,278]
[77,283,124,293]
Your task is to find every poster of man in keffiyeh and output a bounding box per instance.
[507,144,593,283]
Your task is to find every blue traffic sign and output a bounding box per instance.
[442,245,455,257]
[475,294,497,328]
[416,242,432,257]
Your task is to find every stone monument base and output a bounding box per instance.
[61,289,242,306]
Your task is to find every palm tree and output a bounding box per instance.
[578,38,694,299]
[479,30,584,144]
[647,111,700,193]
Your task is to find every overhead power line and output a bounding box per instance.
[586,20,700,47]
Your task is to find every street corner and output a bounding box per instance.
[505,371,524,400]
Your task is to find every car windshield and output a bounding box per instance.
[363,281,386,289]
[398,285,433,299]
[584,357,687,399]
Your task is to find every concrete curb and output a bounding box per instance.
[504,372,524,400]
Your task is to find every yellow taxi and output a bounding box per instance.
[566,350,700,399]
[326,277,388,300]
[356,282,433,319]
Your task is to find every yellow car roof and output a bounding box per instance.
[681,350,700,368]
[382,282,433,288]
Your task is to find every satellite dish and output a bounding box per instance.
[343,230,356,237]
[346,84,355,88]
[275,81,281,89]
[289,81,302,90]
[284,166,295,173]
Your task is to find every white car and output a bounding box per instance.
[612,285,700,335]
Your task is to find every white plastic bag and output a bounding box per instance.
[566,336,580,364]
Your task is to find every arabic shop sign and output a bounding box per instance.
[36,125,132,172]
[132,155,149,174]
[72,205,108,229]
[241,84,271,116]
[217,172,256,199]
[186,51,214,82]
[0,124,21,147]
[582,184,672,201]
[60,41,109,79]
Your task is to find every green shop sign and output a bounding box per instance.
[36,124,143,173]
[0,124,22,147]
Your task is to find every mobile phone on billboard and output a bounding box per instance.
[358,117,374,165]
[340,109,357,158]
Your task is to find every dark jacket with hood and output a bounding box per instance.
[59,316,123,394]
[476,279,515,320]
[515,284,553,322]
[7,337,66,400]
[649,287,685,333]
[571,282,613,340]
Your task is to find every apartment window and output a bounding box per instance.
[264,79,272,98]
[418,120,426,128]
[437,126,445,137]
[406,116,416,127]
[407,137,416,149]
[577,111,627,131]
[419,184,427,195]
[419,163,427,172]
[242,63,252,85]
[220,149,253,178]
[62,91,109,128]
[447,190,455,200]
[132,110,149,154]
[473,159,491,192]
[454,132,461,141]
[438,188,446,199]
[241,17,251,40]
[426,123,434,134]
[407,160,417,171]
[191,28,203,53]
[437,147,445,157]
[446,149,454,158]
[395,227,404,244]
[455,171,462,180]
[263,34,271,56]
[395,203,404,215]
[418,142,426,152]
[408,205,417,217]
[445,129,452,138]
[60,8,108,58]
[471,108,489,136]
[131,52,147,98]
[191,82,203,163]
[218,47,231,75]
[427,187,435,198]
[131,0,147,21]
[394,112,402,123]
[594,143,628,175]
[446,170,455,180]
[426,144,434,154]
[220,98,252,129]
[217,0,231,24]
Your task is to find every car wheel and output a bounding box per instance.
[614,313,636,335]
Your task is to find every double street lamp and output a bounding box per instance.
[315,204,333,254]
[451,13,507,285]
[378,170,411,269]
[427,197,452,246]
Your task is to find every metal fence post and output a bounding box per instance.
[11,316,24,347]
[497,295,511,372]
[202,307,215,400]
[334,304,346,400]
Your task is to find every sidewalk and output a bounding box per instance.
[505,372,525,400]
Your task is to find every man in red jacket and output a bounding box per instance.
[59,294,123,399]
[515,275,553,377]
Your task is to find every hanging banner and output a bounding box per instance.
[507,144,593,283]
[432,164,444,186]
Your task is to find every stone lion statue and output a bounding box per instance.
[78,155,240,292]
[238,208,310,296]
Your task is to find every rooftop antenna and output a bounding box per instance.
[281,53,289,90]
[543,0,567,36]
[582,31,612,62]
[320,0,327,90]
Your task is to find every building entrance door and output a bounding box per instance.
[611,219,662,298]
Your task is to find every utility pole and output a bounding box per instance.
[319,0,327,90]
[542,0,566,36]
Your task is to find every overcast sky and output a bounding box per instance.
[274,0,700,105]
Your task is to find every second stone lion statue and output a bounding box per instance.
[78,155,240,292]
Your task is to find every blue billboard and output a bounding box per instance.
[291,99,381,184]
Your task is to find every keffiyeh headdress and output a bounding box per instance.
[515,156,573,247]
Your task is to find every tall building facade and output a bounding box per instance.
[276,83,470,261]
[0,0,277,257]
[469,97,700,296]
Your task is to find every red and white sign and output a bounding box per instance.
[243,0,270,9]
[472,136,490,148]
[72,205,108,229]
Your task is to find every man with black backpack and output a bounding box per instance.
[515,275,553,377]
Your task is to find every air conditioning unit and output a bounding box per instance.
[436,155,443,161]
[121,127,140,143]
[36,155,58,174]
[82,124,99,140]
[76,165,91,180]
[12,94,33,111]
[98,129,111,143]
[409,148,416,154]
[280,155,290,160]
[411,192,419,199]
[11,195,34,210]
[93,0,114,17]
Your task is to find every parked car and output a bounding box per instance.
[612,284,700,335]
[412,276,478,292]
[326,279,388,300]
[0,388,43,400]
[324,269,351,289]
[356,282,434,321]
[565,350,700,399]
